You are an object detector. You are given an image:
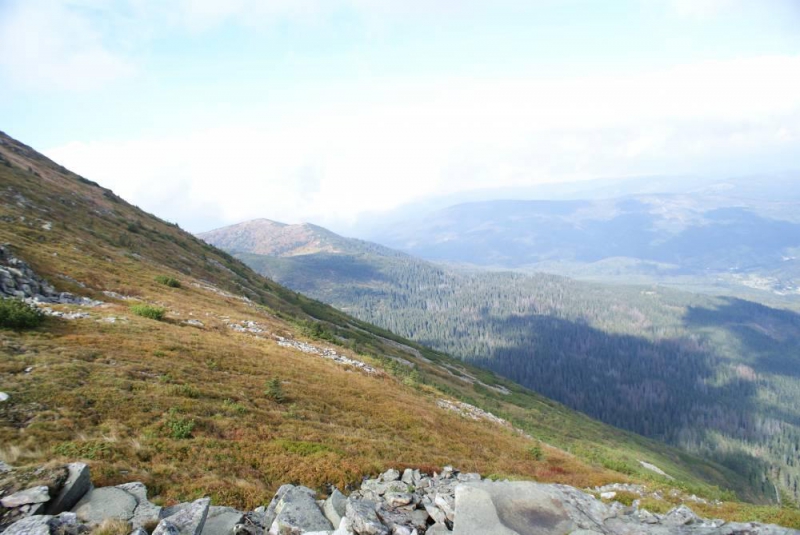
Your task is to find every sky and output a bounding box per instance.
[1,0,799,234]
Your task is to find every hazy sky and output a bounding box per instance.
[1,0,799,233]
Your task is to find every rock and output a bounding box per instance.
[454,482,582,535]
[46,463,91,514]
[234,510,268,535]
[451,485,518,535]
[153,498,211,535]
[116,482,162,529]
[426,524,450,535]
[201,506,243,535]
[0,460,12,473]
[433,494,455,522]
[332,517,356,535]
[73,487,137,525]
[662,504,700,526]
[0,392,9,402]
[2,515,53,535]
[160,504,190,520]
[267,486,332,535]
[323,489,348,528]
[49,512,85,535]
[400,470,414,485]
[600,491,616,500]
[3,513,83,535]
[1,486,50,508]
[345,499,388,535]
[130,529,149,535]
[422,498,446,525]
[384,493,413,508]
[380,470,401,483]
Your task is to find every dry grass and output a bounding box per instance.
[90,519,131,535]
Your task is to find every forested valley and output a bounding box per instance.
[231,244,800,505]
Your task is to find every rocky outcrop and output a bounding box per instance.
[0,245,101,309]
[1,462,798,535]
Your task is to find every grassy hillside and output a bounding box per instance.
[0,131,795,525]
[202,219,800,506]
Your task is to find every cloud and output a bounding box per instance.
[0,0,136,92]
[43,55,800,232]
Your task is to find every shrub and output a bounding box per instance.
[131,304,166,321]
[154,275,181,288]
[0,298,44,330]
[265,378,286,404]
[165,408,195,439]
[528,444,544,461]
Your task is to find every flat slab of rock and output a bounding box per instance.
[1,486,50,508]
[453,482,581,535]
[267,486,332,535]
[153,497,211,535]
[46,463,91,514]
[201,506,243,535]
[73,486,137,525]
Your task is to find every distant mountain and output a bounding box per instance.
[368,194,800,299]
[202,218,800,504]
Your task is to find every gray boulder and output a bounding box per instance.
[662,504,701,526]
[200,506,244,535]
[73,487,137,525]
[46,463,91,515]
[345,499,388,535]
[379,470,400,483]
[266,485,332,535]
[116,482,162,529]
[323,489,348,528]
[3,512,84,535]
[2,515,53,535]
[153,498,211,535]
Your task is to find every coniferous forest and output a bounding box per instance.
[232,245,800,504]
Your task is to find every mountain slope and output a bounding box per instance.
[0,130,775,519]
[367,196,800,302]
[201,218,800,505]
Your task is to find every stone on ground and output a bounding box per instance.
[266,485,332,535]
[152,498,211,535]
[1,486,51,508]
[201,506,244,535]
[73,487,137,525]
[46,463,91,515]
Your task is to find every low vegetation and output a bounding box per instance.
[154,275,181,288]
[0,298,44,330]
[130,304,166,321]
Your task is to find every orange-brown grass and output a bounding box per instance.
[0,294,617,508]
